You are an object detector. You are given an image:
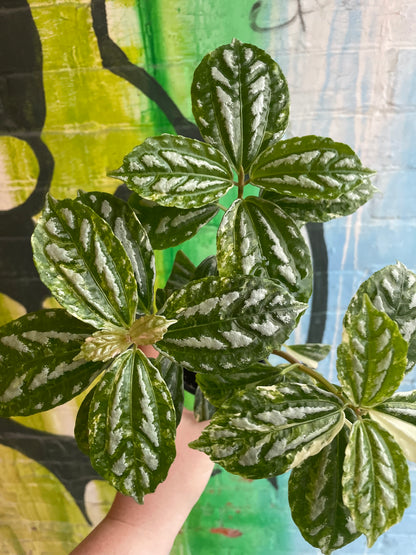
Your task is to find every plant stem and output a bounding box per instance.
[273,349,344,399]
[216,203,228,212]
[237,167,245,199]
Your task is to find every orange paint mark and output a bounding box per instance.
[210,527,243,538]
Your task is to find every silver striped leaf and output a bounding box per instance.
[337,295,407,408]
[196,361,283,407]
[217,197,313,303]
[77,192,155,316]
[74,385,96,456]
[191,39,289,172]
[157,275,307,373]
[368,390,416,462]
[128,193,219,250]
[261,178,377,224]
[88,349,176,503]
[0,309,104,416]
[342,419,410,547]
[190,382,345,479]
[289,426,361,554]
[32,196,138,329]
[345,262,416,372]
[153,354,184,427]
[110,134,234,209]
[250,136,374,200]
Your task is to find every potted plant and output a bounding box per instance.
[1,39,415,553]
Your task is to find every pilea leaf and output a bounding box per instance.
[194,387,216,422]
[217,196,312,302]
[284,343,331,369]
[261,179,376,224]
[110,134,234,209]
[345,262,416,372]
[196,361,279,407]
[192,38,289,173]
[0,309,104,416]
[128,193,219,250]
[337,295,407,407]
[157,275,306,373]
[76,191,155,315]
[74,385,96,456]
[190,382,345,479]
[88,349,176,503]
[163,250,196,298]
[289,426,361,554]
[250,136,374,200]
[342,419,410,547]
[153,354,184,427]
[32,196,138,329]
[194,255,218,279]
[368,390,416,462]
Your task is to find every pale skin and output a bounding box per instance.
[71,345,214,555]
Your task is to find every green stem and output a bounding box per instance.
[237,166,245,199]
[217,203,228,212]
[273,349,345,400]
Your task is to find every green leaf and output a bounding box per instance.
[368,390,416,462]
[154,354,184,427]
[0,309,104,416]
[32,196,138,329]
[261,179,376,224]
[194,255,218,279]
[128,193,219,250]
[342,419,410,547]
[250,136,374,200]
[345,262,416,372]
[289,426,361,554]
[284,343,331,369]
[190,382,345,478]
[76,191,155,315]
[74,386,96,456]
[192,39,289,172]
[88,349,176,503]
[217,197,312,302]
[110,134,234,209]
[196,361,282,407]
[164,250,196,298]
[194,387,216,422]
[157,275,306,373]
[337,295,407,407]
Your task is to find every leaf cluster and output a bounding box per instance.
[0,40,411,553]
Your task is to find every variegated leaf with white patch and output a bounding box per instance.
[110,134,234,209]
[342,419,410,547]
[217,196,312,302]
[337,295,407,408]
[32,196,138,329]
[88,349,176,503]
[128,193,219,250]
[345,262,416,372]
[190,382,345,478]
[289,426,361,554]
[0,309,104,416]
[192,38,289,172]
[368,390,416,462]
[196,361,280,407]
[250,136,374,200]
[157,275,306,373]
[261,179,376,224]
[77,191,155,315]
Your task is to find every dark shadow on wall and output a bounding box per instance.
[0,0,53,312]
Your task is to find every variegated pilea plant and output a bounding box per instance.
[1,39,415,553]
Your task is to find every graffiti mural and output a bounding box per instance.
[0,0,415,553]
